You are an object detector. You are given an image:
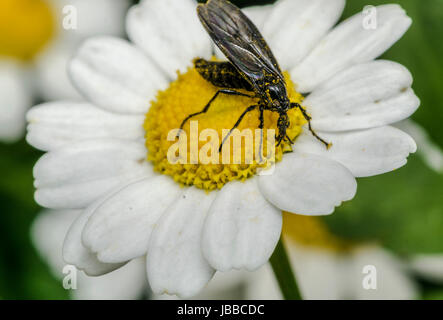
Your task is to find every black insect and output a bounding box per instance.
[179,0,330,154]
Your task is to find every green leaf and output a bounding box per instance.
[0,141,68,299]
[423,289,443,300]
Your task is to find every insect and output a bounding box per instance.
[179,0,330,154]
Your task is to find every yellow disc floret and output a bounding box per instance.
[0,0,55,61]
[144,66,305,191]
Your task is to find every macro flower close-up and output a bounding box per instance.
[1,0,443,305]
[25,0,420,299]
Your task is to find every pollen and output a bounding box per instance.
[282,213,355,252]
[0,0,55,61]
[144,66,305,191]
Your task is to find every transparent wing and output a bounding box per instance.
[197,0,284,88]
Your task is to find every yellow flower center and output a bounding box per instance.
[144,65,305,191]
[0,0,55,61]
[282,212,355,251]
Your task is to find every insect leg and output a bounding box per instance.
[276,114,289,147]
[285,134,294,144]
[219,104,258,152]
[291,103,331,149]
[258,106,264,163]
[179,89,255,131]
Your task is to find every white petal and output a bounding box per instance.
[127,0,212,80]
[31,209,80,275]
[0,61,32,142]
[42,0,132,103]
[27,101,144,151]
[34,41,82,101]
[291,5,412,93]
[349,246,417,299]
[69,37,168,114]
[202,179,282,272]
[63,191,128,276]
[147,188,216,298]
[289,243,349,300]
[243,5,273,30]
[193,269,251,300]
[295,126,417,177]
[34,139,153,209]
[244,264,282,300]
[262,0,345,70]
[32,209,146,300]
[156,269,253,300]
[304,60,420,131]
[409,255,443,284]
[50,0,130,39]
[395,120,443,173]
[74,258,147,300]
[82,176,183,263]
[259,153,357,215]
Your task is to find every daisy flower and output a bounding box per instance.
[246,214,443,300]
[32,208,253,299]
[33,210,443,300]
[0,0,131,142]
[27,0,420,298]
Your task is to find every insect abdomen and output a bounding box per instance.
[194,58,253,91]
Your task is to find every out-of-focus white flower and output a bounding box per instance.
[409,255,443,284]
[244,214,443,300]
[27,0,420,298]
[33,208,252,300]
[0,60,32,141]
[0,0,131,143]
[395,120,443,173]
[32,209,147,300]
[174,217,443,300]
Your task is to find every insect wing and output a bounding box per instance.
[197,0,284,88]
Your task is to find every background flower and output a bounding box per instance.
[0,0,131,143]
[0,0,442,299]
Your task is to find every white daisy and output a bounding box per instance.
[32,209,443,300]
[33,208,251,300]
[394,120,443,174]
[0,0,131,143]
[409,254,443,284]
[245,214,443,300]
[246,246,419,300]
[27,0,420,298]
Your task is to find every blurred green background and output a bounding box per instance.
[0,0,442,299]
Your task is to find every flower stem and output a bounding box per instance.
[269,237,303,300]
